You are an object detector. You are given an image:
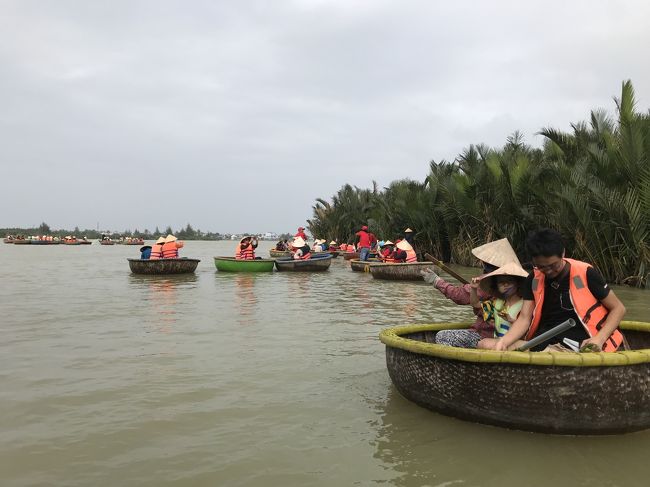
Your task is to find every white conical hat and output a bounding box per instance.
[471,238,521,267]
[292,237,306,248]
[479,261,529,293]
[404,228,413,233]
[396,239,413,251]
[383,240,394,246]
[164,234,177,243]
[155,236,165,244]
[329,241,336,245]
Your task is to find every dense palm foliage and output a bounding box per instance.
[308,81,650,286]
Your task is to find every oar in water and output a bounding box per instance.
[423,253,469,285]
[516,319,577,351]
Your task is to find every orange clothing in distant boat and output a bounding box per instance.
[162,241,183,259]
[295,230,307,240]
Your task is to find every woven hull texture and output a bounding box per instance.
[214,257,275,272]
[274,255,332,272]
[381,323,650,435]
[370,262,435,281]
[128,258,200,275]
[269,249,292,258]
[350,259,381,272]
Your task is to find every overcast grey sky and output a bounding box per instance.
[2,0,649,234]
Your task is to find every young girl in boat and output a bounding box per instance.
[472,262,529,349]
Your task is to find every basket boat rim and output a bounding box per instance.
[127,258,201,263]
[214,256,276,263]
[379,321,650,367]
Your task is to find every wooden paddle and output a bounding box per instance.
[423,253,469,285]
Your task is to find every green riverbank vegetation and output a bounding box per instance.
[308,81,650,287]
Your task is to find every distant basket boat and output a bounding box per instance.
[100,240,115,245]
[123,239,145,245]
[29,239,59,245]
[78,240,92,245]
[3,237,14,244]
[269,249,292,258]
[13,239,31,245]
[214,256,275,272]
[380,321,650,435]
[127,258,200,275]
[369,262,434,281]
[350,259,381,272]
[274,255,332,272]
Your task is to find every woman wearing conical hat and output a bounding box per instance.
[149,236,166,260]
[421,238,525,348]
[161,234,184,259]
[291,236,311,260]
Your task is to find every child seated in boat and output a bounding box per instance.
[472,262,529,349]
[378,241,395,261]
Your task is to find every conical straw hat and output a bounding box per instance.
[404,228,413,233]
[478,261,529,294]
[329,241,336,245]
[471,238,520,267]
[383,240,394,246]
[396,239,413,251]
[155,236,165,244]
[164,234,177,243]
[292,237,305,248]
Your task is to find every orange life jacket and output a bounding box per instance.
[239,243,255,260]
[150,244,163,260]
[405,248,417,263]
[161,241,179,259]
[526,258,623,352]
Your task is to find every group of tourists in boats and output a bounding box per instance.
[4,235,92,245]
[139,235,184,260]
[423,228,626,353]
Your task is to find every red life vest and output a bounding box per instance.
[526,258,623,352]
[150,244,163,260]
[161,241,179,259]
[235,243,242,259]
[405,248,417,263]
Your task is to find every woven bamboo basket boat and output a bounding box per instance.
[380,321,650,435]
[214,256,275,272]
[369,262,435,281]
[269,249,292,258]
[3,237,15,244]
[13,239,31,244]
[342,251,360,260]
[128,258,200,275]
[100,240,115,245]
[274,255,332,272]
[350,259,381,272]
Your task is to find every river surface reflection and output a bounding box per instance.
[1,241,649,486]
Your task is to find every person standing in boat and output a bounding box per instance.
[295,226,308,241]
[493,228,626,352]
[150,237,165,260]
[355,225,377,261]
[161,234,184,259]
[403,228,421,261]
[421,238,521,348]
[291,237,311,260]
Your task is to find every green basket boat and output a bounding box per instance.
[214,256,275,272]
[380,321,650,435]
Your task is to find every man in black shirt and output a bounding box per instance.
[494,229,626,352]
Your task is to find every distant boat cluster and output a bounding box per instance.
[4,235,144,246]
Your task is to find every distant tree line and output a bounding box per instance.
[1,222,227,240]
[308,81,650,287]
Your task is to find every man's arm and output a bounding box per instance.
[581,290,626,350]
[494,300,534,351]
